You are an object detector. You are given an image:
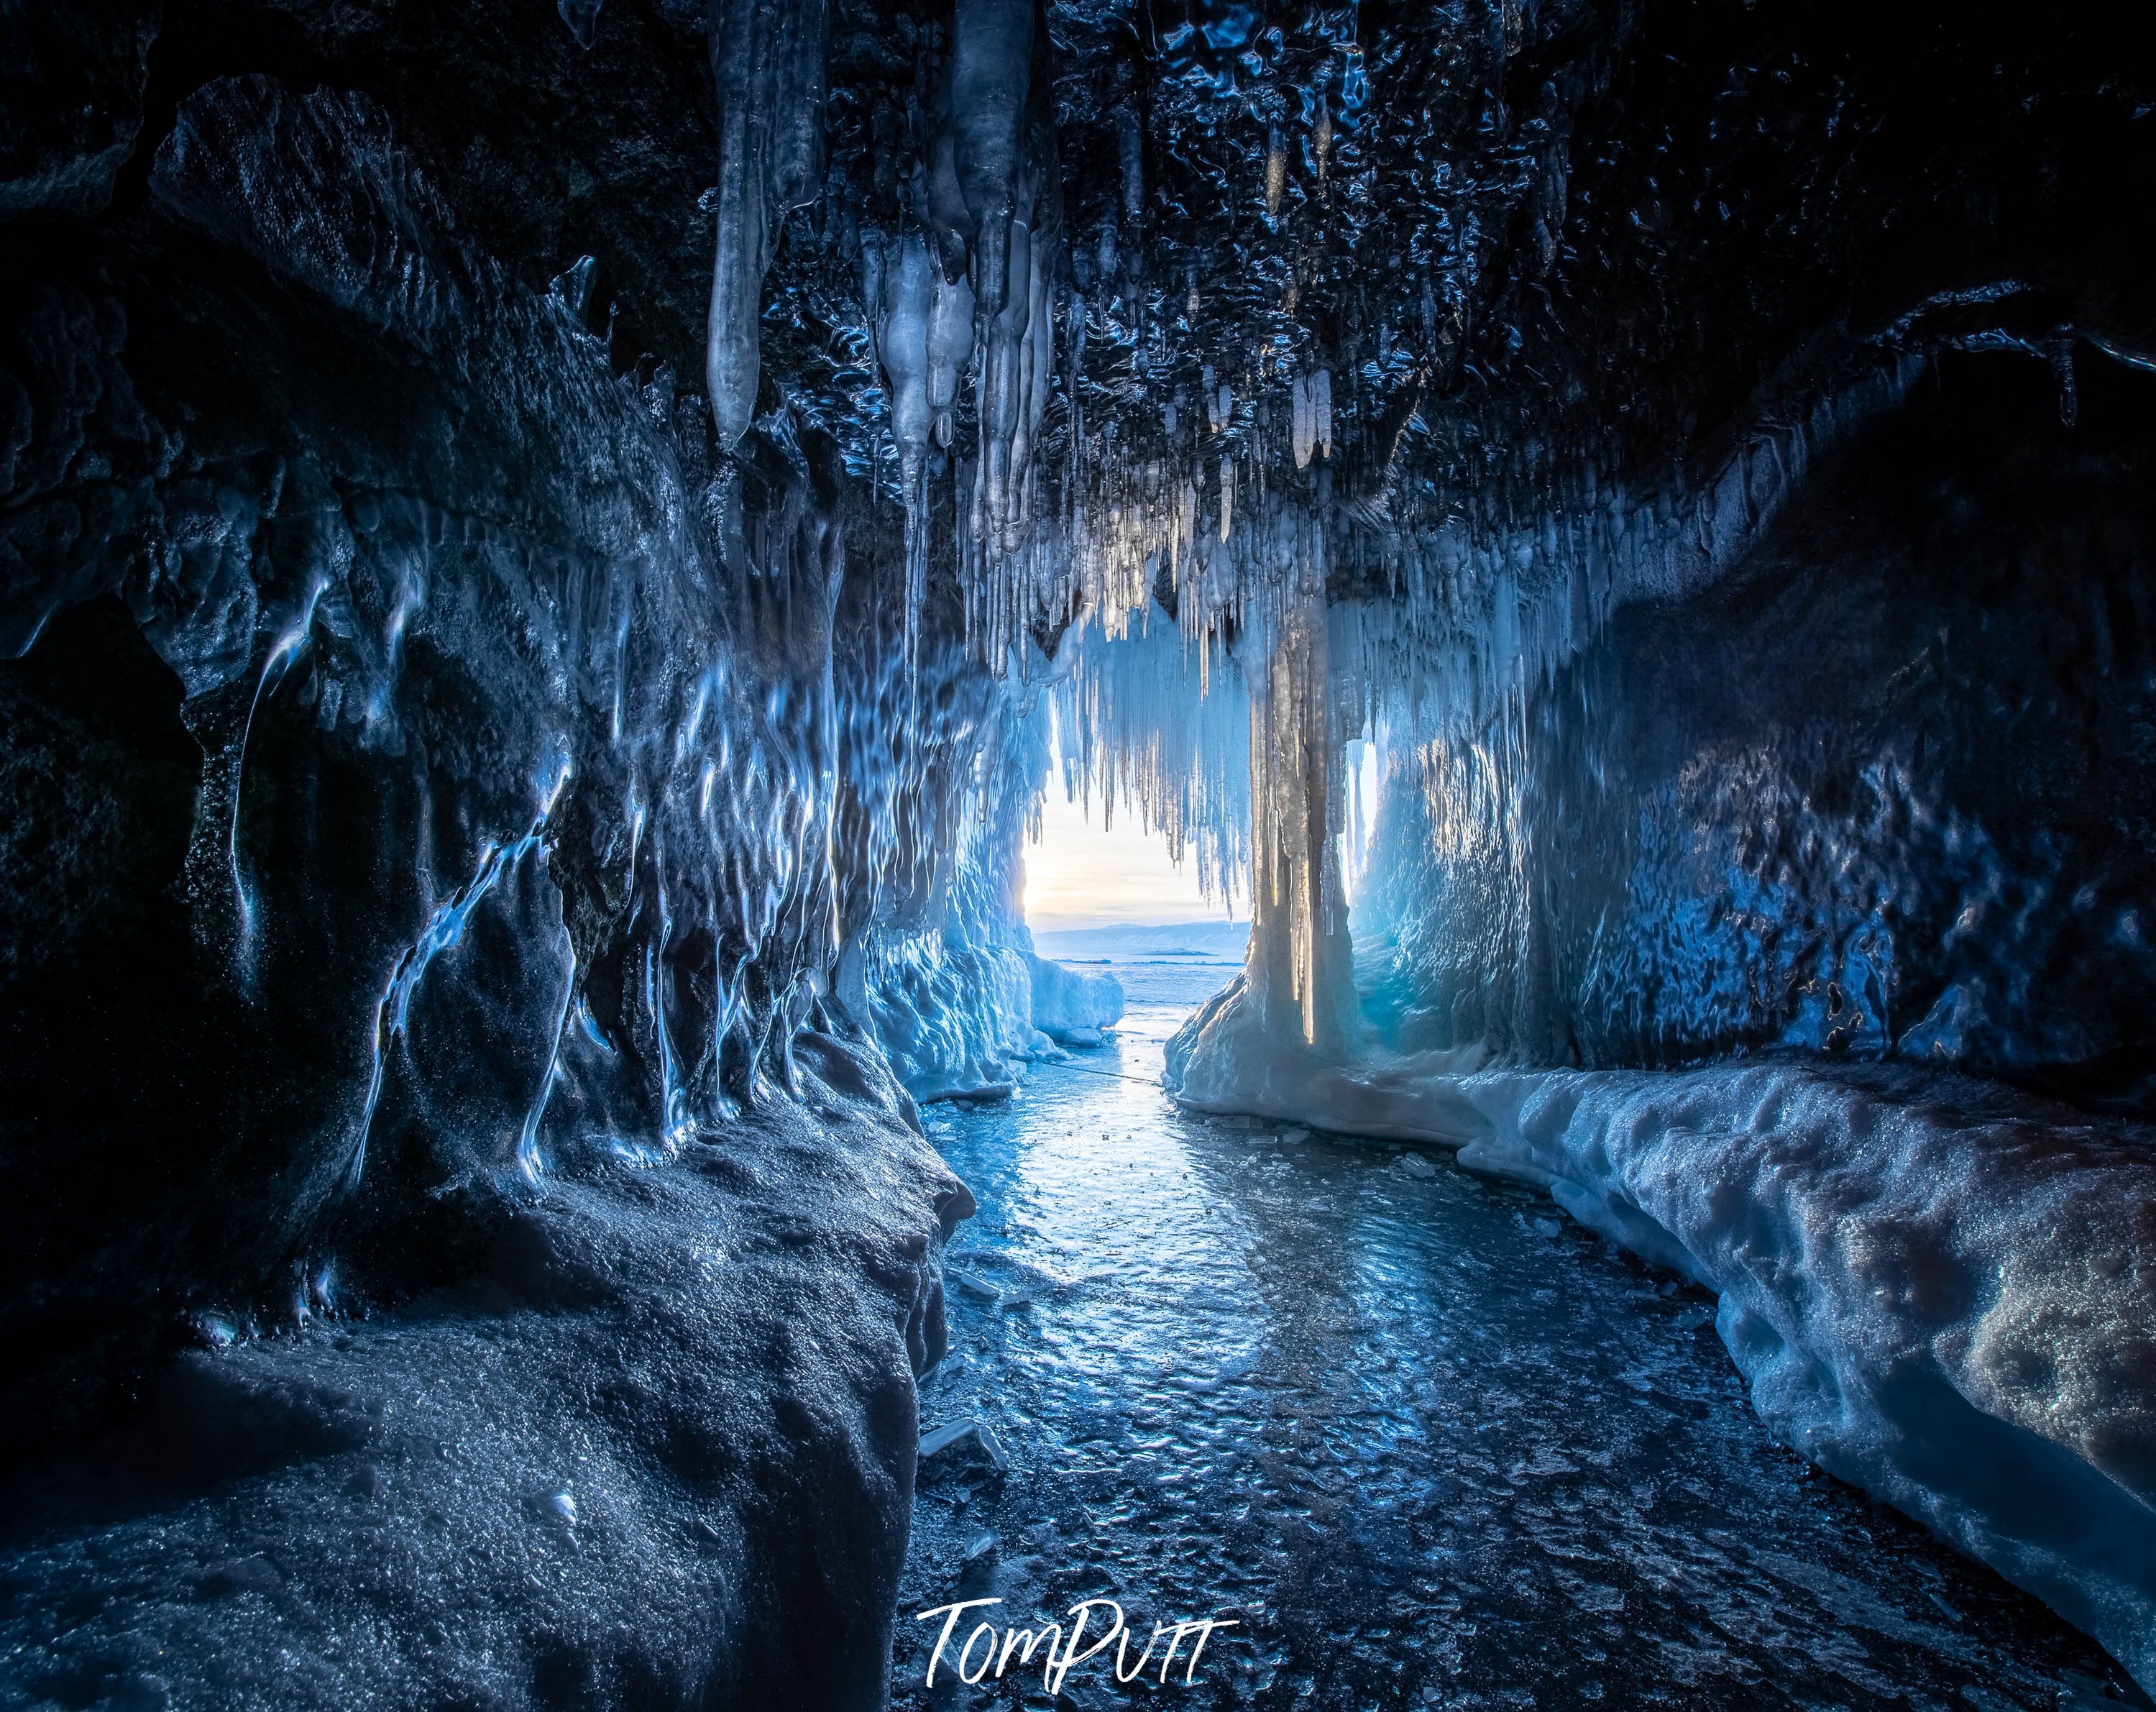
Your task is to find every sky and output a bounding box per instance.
[1020,779,1235,931]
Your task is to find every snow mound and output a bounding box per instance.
[1165,1033,2156,1693]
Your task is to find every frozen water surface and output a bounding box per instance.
[894,967,2131,1711]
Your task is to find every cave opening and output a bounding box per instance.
[3,0,2154,1707]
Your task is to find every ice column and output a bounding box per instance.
[1244,590,1355,1056]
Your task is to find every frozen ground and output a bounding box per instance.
[0,1053,965,1712]
[894,966,2141,1711]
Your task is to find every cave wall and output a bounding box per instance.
[1358,349,2156,1112]
[7,69,785,1429]
[0,12,1032,1695]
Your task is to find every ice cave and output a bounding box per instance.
[1,0,2152,1706]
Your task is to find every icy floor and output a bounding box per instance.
[894,963,2133,1711]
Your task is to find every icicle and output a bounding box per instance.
[705,0,830,447]
[950,0,1032,318]
[927,264,976,449]
[1119,104,1144,224]
[1265,124,1287,216]
[870,230,937,660]
[1219,455,1234,543]
[873,232,935,477]
[935,0,1062,665]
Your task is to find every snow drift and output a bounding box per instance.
[1163,1016,2156,1693]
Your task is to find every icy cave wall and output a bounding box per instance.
[1,0,1104,1431]
[1127,1,2156,1687]
[848,644,1094,1095]
[1357,350,2156,1107]
[0,6,1051,1692]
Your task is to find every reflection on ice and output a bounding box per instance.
[896,967,2134,1709]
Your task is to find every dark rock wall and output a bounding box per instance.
[7,68,766,1432]
[0,5,1003,1698]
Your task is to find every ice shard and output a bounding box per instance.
[705,0,830,446]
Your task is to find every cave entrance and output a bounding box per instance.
[1022,759,1234,938]
[1022,718,1247,1028]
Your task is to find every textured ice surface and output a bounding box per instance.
[898,970,2136,1709]
[1162,1020,2156,1693]
[1353,360,2156,1102]
[848,664,1101,1097]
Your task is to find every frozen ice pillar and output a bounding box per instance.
[1165,593,1359,1109]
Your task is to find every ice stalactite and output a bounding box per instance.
[927,252,976,454]
[866,229,973,664]
[1117,103,1144,281]
[850,0,1064,669]
[1289,367,1331,469]
[1042,347,1924,811]
[704,0,829,447]
[948,0,1063,663]
[1051,616,1250,911]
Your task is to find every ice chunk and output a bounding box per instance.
[919,1419,1012,1478]
[948,1269,1000,1304]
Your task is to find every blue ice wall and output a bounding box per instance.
[1357,350,2156,1113]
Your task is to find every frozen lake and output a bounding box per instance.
[894,961,2125,1710]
